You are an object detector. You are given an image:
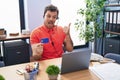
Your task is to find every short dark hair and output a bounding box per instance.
[43,4,59,19]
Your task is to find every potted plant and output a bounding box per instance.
[0,74,5,80]
[46,65,60,80]
[74,0,106,52]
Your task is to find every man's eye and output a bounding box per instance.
[47,15,51,18]
[53,16,57,19]
[46,15,57,19]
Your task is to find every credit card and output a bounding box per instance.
[41,38,49,43]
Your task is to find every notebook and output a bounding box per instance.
[61,48,91,74]
[90,63,120,80]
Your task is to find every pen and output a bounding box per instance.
[34,62,39,70]
[16,69,24,75]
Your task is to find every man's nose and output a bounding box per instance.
[49,17,54,20]
[49,16,56,20]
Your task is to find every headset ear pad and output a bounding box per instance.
[56,17,59,19]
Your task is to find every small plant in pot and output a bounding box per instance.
[46,65,60,80]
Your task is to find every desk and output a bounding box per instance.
[0,34,30,51]
[0,34,30,41]
[0,34,30,52]
[0,58,100,80]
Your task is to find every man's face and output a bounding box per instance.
[44,10,58,28]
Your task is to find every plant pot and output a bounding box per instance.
[48,75,58,80]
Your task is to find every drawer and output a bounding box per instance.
[105,37,120,55]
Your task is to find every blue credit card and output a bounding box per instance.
[41,38,49,43]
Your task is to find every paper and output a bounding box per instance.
[90,63,120,80]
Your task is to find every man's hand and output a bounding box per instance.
[31,43,43,61]
[63,23,73,52]
[63,23,71,35]
[36,43,43,53]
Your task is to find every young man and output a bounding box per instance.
[30,4,73,61]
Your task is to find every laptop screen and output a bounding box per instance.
[61,48,91,74]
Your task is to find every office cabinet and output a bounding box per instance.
[105,37,120,55]
[103,4,120,55]
[4,40,30,66]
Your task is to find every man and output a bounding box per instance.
[30,4,73,61]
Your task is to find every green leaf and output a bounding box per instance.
[46,65,60,75]
[0,75,5,80]
[74,0,105,42]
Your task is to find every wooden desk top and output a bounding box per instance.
[0,34,30,41]
[0,58,100,80]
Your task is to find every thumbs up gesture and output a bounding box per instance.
[63,23,71,35]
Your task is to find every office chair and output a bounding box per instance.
[0,61,4,67]
[104,53,120,64]
[0,44,4,67]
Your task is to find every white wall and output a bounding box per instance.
[24,0,51,31]
[24,0,86,46]
[51,0,86,46]
[0,0,20,35]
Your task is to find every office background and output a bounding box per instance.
[0,0,104,55]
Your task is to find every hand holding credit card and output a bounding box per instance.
[41,38,49,43]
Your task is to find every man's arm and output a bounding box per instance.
[63,23,73,52]
[64,34,73,52]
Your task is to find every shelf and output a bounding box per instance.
[104,5,120,11]
[105,4,120,7]
[103,3,120,55]
[105,30,120,35]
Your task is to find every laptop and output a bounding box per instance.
[61,48,91,74]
